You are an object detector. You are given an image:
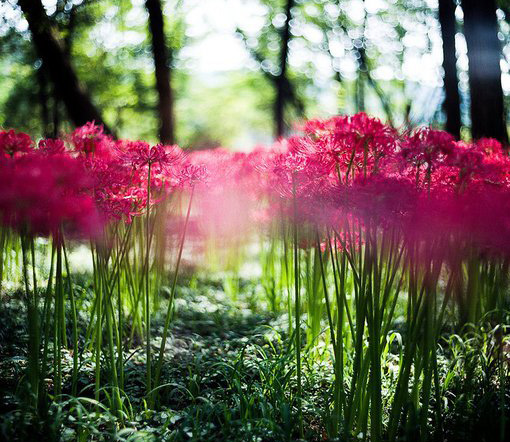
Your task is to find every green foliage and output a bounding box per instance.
[2,0,509,144]
[2,273,510,441]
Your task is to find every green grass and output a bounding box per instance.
[0,272,509,441]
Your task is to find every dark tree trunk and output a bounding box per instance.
[355,71,365,114]
[146,0,175,145]
[274,0,294,138]
[438,0,461,139]
[18,0,112,134]
[462,0,508,143]
[36,63,50,137]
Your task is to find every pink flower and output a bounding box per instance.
[298,113,398,182]
[71,122,107,154]
[84,154,135,222]
[0,152,100,237]
[0,129,33,158]
[38,138,66,155]
[178,162,208,188]
[120,141,183,169]
[401,127,456,170]
[475,138,504,157]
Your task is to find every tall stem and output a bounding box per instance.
[62,238,79,396]
[153,188,194,405]
[94,246,102,402]
[21,233,39,409]
[292,178,303,437]
[117,271,124,390]
[39,243,55,410]
[54,237,63,398]
[0,228,6,291]
[145,162,152,395]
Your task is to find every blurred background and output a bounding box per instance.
[0,0,509,150]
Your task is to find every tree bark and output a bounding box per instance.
[236,25,303,134]
[274,0,295,138]
[461,0,508,143]
[17,0,112,134]
[36,63,50,137]
[146,0,175,145]
[438,0,461,139]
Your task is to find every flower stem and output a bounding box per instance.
[145,162,152,396]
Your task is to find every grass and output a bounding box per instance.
[0,269,509,441]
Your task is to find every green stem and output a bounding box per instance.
[62,238,79,397]
[153,187,194,405]
[21,232,39,409]
[54,238,63,398]
[104,270,122,416]
[94,249,102,402]
[292,179,303,438]
[117,271,124,390]
[145,162,152,396]
[0,227,6,291]
[39,243,55,410]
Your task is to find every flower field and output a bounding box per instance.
[1,114,510,441]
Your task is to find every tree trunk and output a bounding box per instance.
[36,63,50,138]
[438,0,461,139]
[146,0,175,145]
[461,0,508,143]
[18,0,112,134]
[274,0,294,138]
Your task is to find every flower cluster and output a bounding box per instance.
[256,114,510,256]
[0,148,98,237]
[0,125,202,238]
[183,113,510,258]
[2,114,510,256]
[0,129,33,158]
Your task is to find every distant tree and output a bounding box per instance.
[274,0,294,138]
[17,0,112,134]
[237,0,303,138]
[307,0,395,124]
[438,0,461,139]
[36,62,51,137]
[461,0,508,143]
[146,0,175,144]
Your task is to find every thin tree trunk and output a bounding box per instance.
[18,0,112,134]
[358,48,394,125]
[36,63,50,137]
[438,0,461,139]
[52,86,61,138]
[274,0,294,138]
[461,0,508,143]
[146,0,175,145]
[355,71,365,113]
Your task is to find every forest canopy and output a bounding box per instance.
[1,0,509,148]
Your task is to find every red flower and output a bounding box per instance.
[71,122,107,154]
[120,142,183,169]
[0,152,100,237]
[299,113,398,181]
[178,162,208,188]
[401,127,455,170]
[0,129,33,158]
[38,138,66,155]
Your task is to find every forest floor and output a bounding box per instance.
[0,273,509,441]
